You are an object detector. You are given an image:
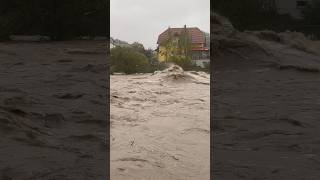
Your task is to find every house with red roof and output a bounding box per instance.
[156,25,209,67]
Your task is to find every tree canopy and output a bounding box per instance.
[110,46,149,74]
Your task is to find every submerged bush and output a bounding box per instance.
[168,56,193,70]
[167,56,210,72]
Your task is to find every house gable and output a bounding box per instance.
[157,27,205,45]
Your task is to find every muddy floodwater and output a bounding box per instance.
[212,14,320,179]
[0,41,107,179]
[110,67,210,180]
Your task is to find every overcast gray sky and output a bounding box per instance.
[110,0,210,49]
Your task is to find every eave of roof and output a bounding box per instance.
[157,27,205,45]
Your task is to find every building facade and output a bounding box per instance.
[156,26,209,67]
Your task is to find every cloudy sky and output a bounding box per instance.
[110,0,210,49]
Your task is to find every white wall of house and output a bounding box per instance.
[275,0,313,19]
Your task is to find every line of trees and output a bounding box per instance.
[110,41,167,74]
[0,0,107,40]
[110,38,210,74]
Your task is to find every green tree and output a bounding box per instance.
[178,27,192,58]
[164,29,174,62]
[163,26,192,62]
[110,46,149,74]
[131,42,146,55]
[162,26,193,69]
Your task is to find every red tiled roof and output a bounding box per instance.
[157,27,205,45]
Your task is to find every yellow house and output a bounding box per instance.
[156,25,209,62]
[157,46,167,62]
